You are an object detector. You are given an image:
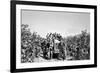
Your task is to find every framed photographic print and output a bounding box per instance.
[10,0,97,72]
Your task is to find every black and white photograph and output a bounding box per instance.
[21,10,90,63]
[11,1,97,72]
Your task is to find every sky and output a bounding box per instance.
[21,10,90,38]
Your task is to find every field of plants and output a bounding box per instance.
[21,24,90,63]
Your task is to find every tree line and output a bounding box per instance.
[21,24,90,63]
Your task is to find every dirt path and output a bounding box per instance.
[33,56,73,62]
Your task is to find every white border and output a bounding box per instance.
[16,4,94,69]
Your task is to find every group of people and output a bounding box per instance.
[40,39,66,60]
[34,33,67,61]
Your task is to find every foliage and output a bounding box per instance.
[21,24,90,63]
[65,30,90,60]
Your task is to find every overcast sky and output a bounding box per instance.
[22,10,90,38]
